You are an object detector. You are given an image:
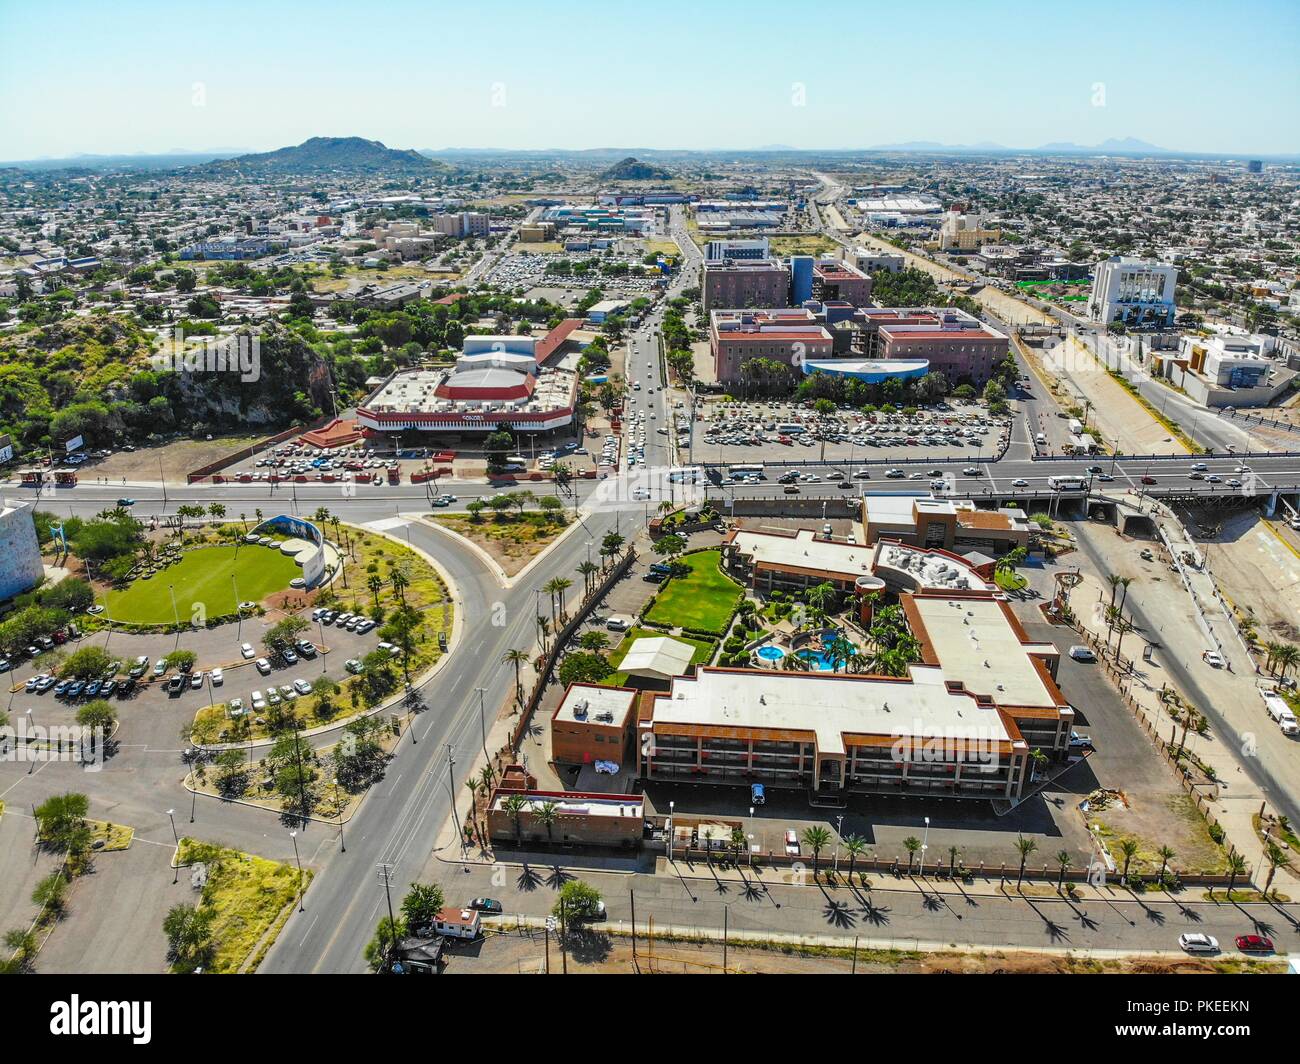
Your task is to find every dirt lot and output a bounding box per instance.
[1181,507,1300,644]
[444,928,1282,974]
[84,435,268,484]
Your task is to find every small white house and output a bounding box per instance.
[433,907,481,940]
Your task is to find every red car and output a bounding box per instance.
[1140,475,1157,485]
[1234,934,1274,953]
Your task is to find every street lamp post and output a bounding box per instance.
[920,815,930,878]
[666,800,675,863]
[475,686,489,764]
[289,830,305,911]
[834,814,844,873]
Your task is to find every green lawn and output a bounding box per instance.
[104,545,300,624]
[994,570,1028,592]
[604,626,717,685]
[643,550,742,635]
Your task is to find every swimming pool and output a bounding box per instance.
[755,644,786,662]
[796,648,837,671]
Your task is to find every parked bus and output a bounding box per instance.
[667,465,705,484]
[774,423,806,435]
[1047,475,1087,491]
[727,463,765,480]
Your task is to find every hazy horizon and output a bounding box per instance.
[2,0,1298,160]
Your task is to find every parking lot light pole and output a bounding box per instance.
[167,808,179,882]
[25,709,34,773]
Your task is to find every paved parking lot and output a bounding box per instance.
[5,607,394,737]
[689,398,1011,475]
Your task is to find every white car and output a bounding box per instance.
[250,690,267,711]
[240,643,255,659]
[210,668,224,686]
[1178,933,1219,954]
[255,657,272,675]
[293,678,313,695]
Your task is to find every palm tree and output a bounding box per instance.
[1014,835,1037,889]
[367,574,384,609]
[948,844,961,877]
[542,577,564,624]
[1118,837,1140,883]
[1275,644,1300,679]
[577,560,600,599]
[501,794,528,845]
[533,801,559,843]
[1055,850,1072,892]
[1156,845,1176,885]
[1107,572,1123,610]
[551,577,573,622]
[390,569,409,605]
[1263,641,1285,674]
[903,835,921,874]
[801,826,831,876]
[842,834,867,881]
[1262,840,1290,897]
[501,648,529,707]
[1225,851,1248,896]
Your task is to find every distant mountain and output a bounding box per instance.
[1035,137,1165,153]
[206,137,442,174]
[599,156,674,181]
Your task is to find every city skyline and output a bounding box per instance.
[2,0,1297,160]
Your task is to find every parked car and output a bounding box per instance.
[1068,646,1096,662]
[293,678,313,695]
[784,829,800,856]
[344,658,364,674]
[250,690,267,711]
[750,783,766,806]
[255,657,272,676]
[210,667,223,686]
[469,898,503,914]
[152,659,167,677]
[296,642,317,658]
[240,643,255,659]
[1234,934,1274,953]
[1178,933,1219,954]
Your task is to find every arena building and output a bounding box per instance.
[356,320,584,436]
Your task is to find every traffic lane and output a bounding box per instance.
[1070,523,1300,828]
[436,860,1300,955]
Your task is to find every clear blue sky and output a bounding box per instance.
[2,0,1297,159]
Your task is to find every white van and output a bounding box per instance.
[605,615,633,632]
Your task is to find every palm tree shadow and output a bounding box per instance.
[740,879,765,903]
[1020,895,1071,943]
[824,899,856,929]
[546,865,574,890]
[859,900,891,927]
[516,864,543,892]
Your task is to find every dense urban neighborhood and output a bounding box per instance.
[1,5,1298,1033]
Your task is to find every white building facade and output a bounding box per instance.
[1088,256,1179,327]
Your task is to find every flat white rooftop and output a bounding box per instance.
[650,666,1015,756]
[911,596,1060,710]
[728,528,873,582]
[555,683,637,725]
